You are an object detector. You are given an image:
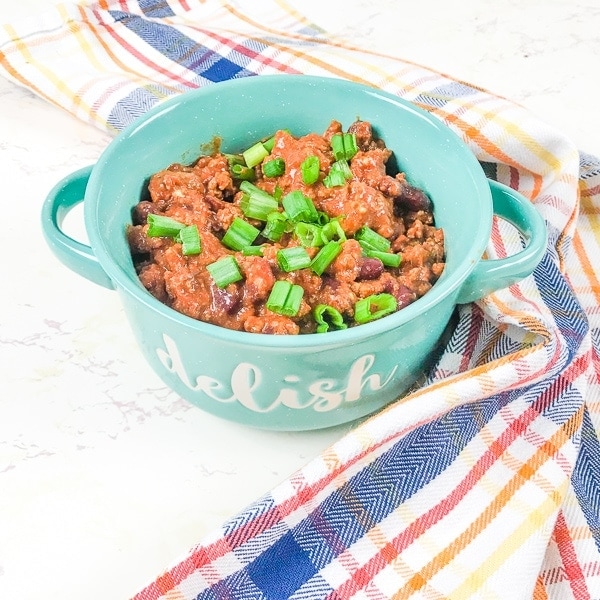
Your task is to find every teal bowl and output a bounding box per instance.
[41,75,546,430]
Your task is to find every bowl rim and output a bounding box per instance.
[85,74,491,348]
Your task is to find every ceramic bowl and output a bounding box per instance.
[41,75,547,430]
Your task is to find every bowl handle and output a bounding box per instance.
[41,165,115,290]
[456,179,547,304]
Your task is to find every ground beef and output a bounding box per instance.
[127,120,445,334]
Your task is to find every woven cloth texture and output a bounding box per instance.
[2,1,599,598]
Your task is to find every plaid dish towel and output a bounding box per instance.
[2,1,599,598]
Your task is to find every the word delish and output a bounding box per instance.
[156,333,397,413]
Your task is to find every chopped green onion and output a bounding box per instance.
[266,280,304,317]
[221,217,260,251]
[242,245,264,256]
[330,132,358,161]
[147,214,186,238]
[284,284,305,317]
[316,211,330,225]
[262,135,276,153]
[320,218,346,243]
[277,246,312,272]
[262,157,285,178]
[314,304,347,333]
[242,141,269,168]
[239,181,279,221]
[355,226,391,252]
[323,161,352,188]
[266,280,290,312]
[207,255,243,288]
[294,222,323,247]
[230,163,256,181]
[342,133,358,160]
[239,191,279,221]
[332,159,352,179]
[224,153,244,166]
[177,225,202,256]
[323,169,347,188]
[262,211,289,242]
[310,240,342,276]
[331,134,346,162]
[282,190,319,223]
[354,293,397,324]
[301,155,320,185]
[239,180,277,202]
[262,130,290,153]
[365,249,401,268]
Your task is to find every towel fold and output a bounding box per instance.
[2,1,599,598]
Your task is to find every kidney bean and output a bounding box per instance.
[138,264,169,303]
[128,225,164,254]
[358,257,385,280]
[321,275,340,291]
[395,284,417,309]
[211,285,241,314]
[395,183,432,212]
[384,281,416,309]
[132,201,156,225]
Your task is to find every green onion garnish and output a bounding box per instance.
[230,163,256,182]
[262,157,285,178]
[262,131,290,153]
[147,214,186,237]
[364,249,401,268]
[355,226,391,252]
[317,211,330,225]
[262,135,277,153]
[310,240,342,276]
[354,293,397,324]
[301,155,320,185]
[224,153,244,166]
[177,225,202,256]
[294,222,323,248]
[320,218,346,243]
[239,189,279,221]
[207,255,243,288]
[266,280,304,317]
[314,304,347,333]
[239,180,278,202]
[266,280,290,312]
[242,245,264,256]
[282,190,319,223]
[323,161,352,188]
[221,217,260,251]
[239,181,279,222]
[343,133,358,159]
[333,159,352,179]
[262,211,289,242]
[284,284,305,317]
[323,169,346,188]
[147,215,201,256]
[242,141,269,168]
[277,246,312,272]
[330,133,358,161]
[331,134,345,162]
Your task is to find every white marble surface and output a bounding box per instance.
[0,1,598,599]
